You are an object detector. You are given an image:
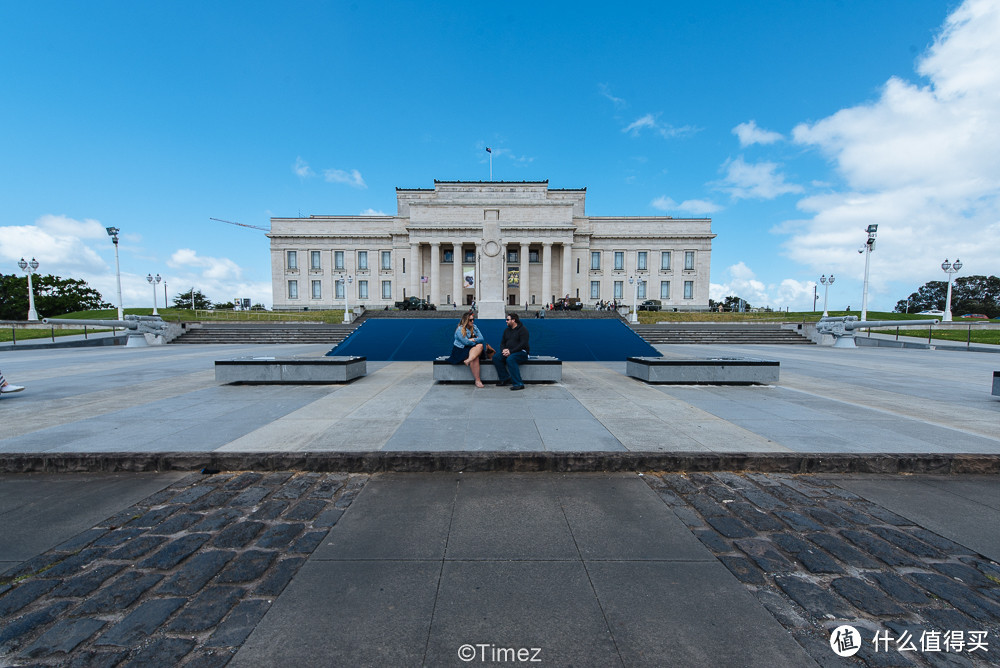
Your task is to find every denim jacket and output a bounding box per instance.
[454,324,485,348]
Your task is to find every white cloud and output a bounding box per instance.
[710,261,815,310]
[324,168,367,189]
[784,0,1000,287]
[651,196,722,215]
[168,248,243,280]
[359,208,388,216]
[715,156,804,200]
[0,215,108,273]
[733,120,783,147]
[598,83,626,108]
[623,113,697,139]
[293,157,314,178]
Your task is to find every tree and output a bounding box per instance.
[213,300,236,310]
[710,295,751,312]
[173,289,212,310]
[0,273,111,320]
[895,275,1000,317]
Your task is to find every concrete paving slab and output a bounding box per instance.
[826,475,1000,561]
[0,473,186,575]
[230,560,441,667]
[587,561,818,667]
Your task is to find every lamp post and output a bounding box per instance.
[941,258,962,322]
[17,257,40,321]
[338,273,354,323]
[628,275,641,324]
[106,227,124,320]
[820,274,835,317]
[859,224,877,321]
[146,273,161,315]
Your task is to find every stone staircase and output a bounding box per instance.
[171,322,358,345]
[629,323,814,345]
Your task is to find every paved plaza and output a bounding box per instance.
[1,340,998,666]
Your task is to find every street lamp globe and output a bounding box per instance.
[146,273,162,316]
[819,274,835,317]
[941,258,962,322]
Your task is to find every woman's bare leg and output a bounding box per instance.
[471,358,484,387]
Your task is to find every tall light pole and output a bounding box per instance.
[17,257,40,321]
[628,275,642,324]
[820,274,835,317]
[163,281,168,310]
[106,227,124,320]
[941,258,962,322]
[338,272,354,323]
[146,273,161,315]
[859,224,877,321]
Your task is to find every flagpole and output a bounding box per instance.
[486,147,492,181]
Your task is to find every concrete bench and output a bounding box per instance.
[433,356,562,383]
[993,371,999,397]
[626,356,779,385]
[215,356,366,384]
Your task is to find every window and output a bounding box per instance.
[684,281,694,299]
[311,280,321,299]
[381,251,392,270]
[287,280,298,299]
[311,251,321,270]
[507,250,519,264]
[335,279,345,300]
[529,250,539,263]
[465,249,475,263]
[638,281,647,299]
[358,251,368,271]
[661,251,671,271]
[660,281,670,299]
[443,250,454,263]
[576,258,580,273]
[591,251,601,270]
[637,251,647,271]
[286,251,298,270]
[684,251,695,271]
[334,251,345,271]
[358,280,368,300]
[590,281,600,299]
[614,251,624,271]
[614,281,623,300]
[381,280,392,300]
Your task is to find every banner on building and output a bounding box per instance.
[463,266,475,288]
[507,269,519,288]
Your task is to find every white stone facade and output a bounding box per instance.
[269,181,715,311]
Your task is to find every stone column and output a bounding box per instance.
[542,242,553,307]
[429,242,440,307]
[408,242,419,299]
[520,242,530,306]
[561,241,573,300]
[452,242,463,306]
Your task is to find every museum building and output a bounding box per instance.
[269,180,714,311]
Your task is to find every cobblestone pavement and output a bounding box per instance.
[644,473,1000,668]
[1,471,997,667]
[0,471,369,667]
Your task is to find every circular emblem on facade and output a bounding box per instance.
[483,240,501,257]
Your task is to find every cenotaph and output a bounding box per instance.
[477,216,506,319]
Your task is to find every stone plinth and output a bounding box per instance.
[626,357,779,385]
[433,356,562,383]
[215,356,366,384]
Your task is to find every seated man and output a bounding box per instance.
[493,313,530,391]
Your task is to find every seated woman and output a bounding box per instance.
[446,311,486,388]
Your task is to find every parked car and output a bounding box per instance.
[638,299,662,311]
[917,309,945,316]
[959,313,989,319]
[394,296,436,311]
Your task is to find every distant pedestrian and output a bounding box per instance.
[0,369,25,395]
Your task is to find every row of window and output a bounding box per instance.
[589,280,694,300]
[288,279,392,300]
[286,249,698,273]
[286,250,393,272]
[591,250,695,272]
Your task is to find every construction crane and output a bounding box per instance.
[211,217,270,232]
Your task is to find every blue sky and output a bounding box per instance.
[2,0,997,311]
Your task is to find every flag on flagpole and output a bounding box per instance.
[486,147,491,153]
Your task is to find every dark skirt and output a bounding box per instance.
[446,344,476,365]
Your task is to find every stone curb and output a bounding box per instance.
[2,452,998,474]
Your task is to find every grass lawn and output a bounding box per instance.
[868,327,1000,346]
[0,327,97,342]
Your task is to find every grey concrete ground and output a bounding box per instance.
[0,341,998,667]
[0,341,998,453]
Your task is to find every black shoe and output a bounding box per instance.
[497,379,511,387]
[511,385,525,391]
